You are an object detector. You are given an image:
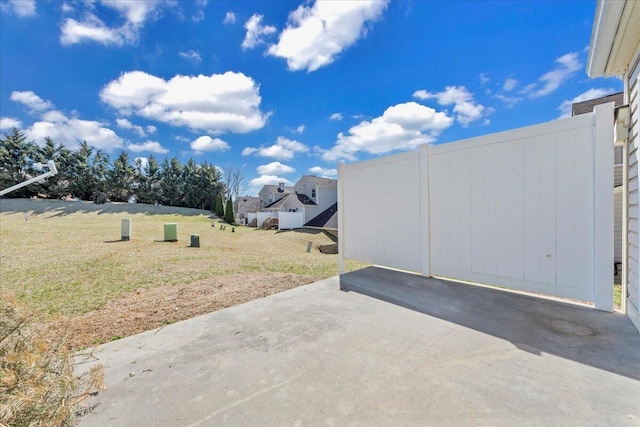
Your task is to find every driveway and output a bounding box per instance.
[76,266,640,426]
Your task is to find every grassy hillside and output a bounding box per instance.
[1,199,359,318]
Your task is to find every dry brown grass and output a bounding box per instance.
[0,198,365,348]
[0,294,103,427]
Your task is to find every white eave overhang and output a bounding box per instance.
[587,0,640,78]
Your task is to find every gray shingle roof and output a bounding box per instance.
[572,92,624,116]
[263,193,292,209]
[236,196,259,216]
[261,184,294,194]
[296,193,316,205]
[301,175,337,188]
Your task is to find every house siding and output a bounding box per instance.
[294,176,337,225]
[615,146,624,186]
[628,47,640,330]
[615,189,623,264]
[316,186,338,218]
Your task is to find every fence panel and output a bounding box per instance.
[339,104,614,308]
[340,151,423,273]
[257,212,277,228]
[429,113,599,302]
[278,212,304,230]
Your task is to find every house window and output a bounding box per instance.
[311,188,316,198]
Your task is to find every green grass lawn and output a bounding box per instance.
[1,199,363,317]
[614,283,622,312]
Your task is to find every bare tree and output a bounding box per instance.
[222,166,247,214]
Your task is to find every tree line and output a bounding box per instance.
[0,128,229,213]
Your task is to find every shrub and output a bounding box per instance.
[214,194,224,218]
[0,295,104,427]
[93,192,108,205]
[224,198,235,225]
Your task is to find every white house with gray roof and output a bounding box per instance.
[257,175,338,229]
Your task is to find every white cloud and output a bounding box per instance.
[12,90,124,151]
[0,117,23,130]
[494,94,522,108]
[126,140,168,154]
[60,15,124,46]
[1,0,36,17]
[59,0,164,46]
[223,11,236,25]
[249,174,293,188]
[146,125,157,134]
[557,88,616,118]
[100,70,268,134]
[192,0,207,22]
[309,166,337,177]
[134,156,149,171]
[257,161,296,175]
[10,91,53,112]
[413,86,486,126]
[479,73,489,84]
[503,78,517,91]
[116,118,148,137]
[242,14,276,50]
[322,101,453,162]
[295,124,305,134]
[267,0,389,72]
[525,52,582,99]
[329,112,343,121]
[242,136,309,160]
[190,135,230,153]
[179,50,202,64]
[25,111,124,151]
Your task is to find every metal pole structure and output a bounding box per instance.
[0,160,58,196]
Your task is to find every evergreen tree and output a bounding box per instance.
[0,128,37,198]
[91,150,110,201]
[224,198,235,224]
[108,151,135,202]
[160,157,183,206]
[181,158,201,208]
[200,162,224,211]
[136,155,161,204]
[215,193,224,217]
[30,137,74,198]
[69,141,96,200]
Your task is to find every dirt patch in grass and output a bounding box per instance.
[64,272,318,350]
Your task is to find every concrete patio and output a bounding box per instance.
[76,266,640,426]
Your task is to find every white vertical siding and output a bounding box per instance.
[615,189,623,264]
[429,114,601,302]
[627,49,640,330]
[341,151,422,272]
[615,146,623,186]
[340,108,613,306]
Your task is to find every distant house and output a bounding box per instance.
[235,196,259,220]
[258,183,294,208]
[294,175,337,228]
[256,176,338,229]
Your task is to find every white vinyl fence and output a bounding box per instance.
[278,212,304,230]
[339,103,614,311]
[257,212,278,228]
[246,212,257,225]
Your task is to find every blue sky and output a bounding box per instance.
[0,0,622,194]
